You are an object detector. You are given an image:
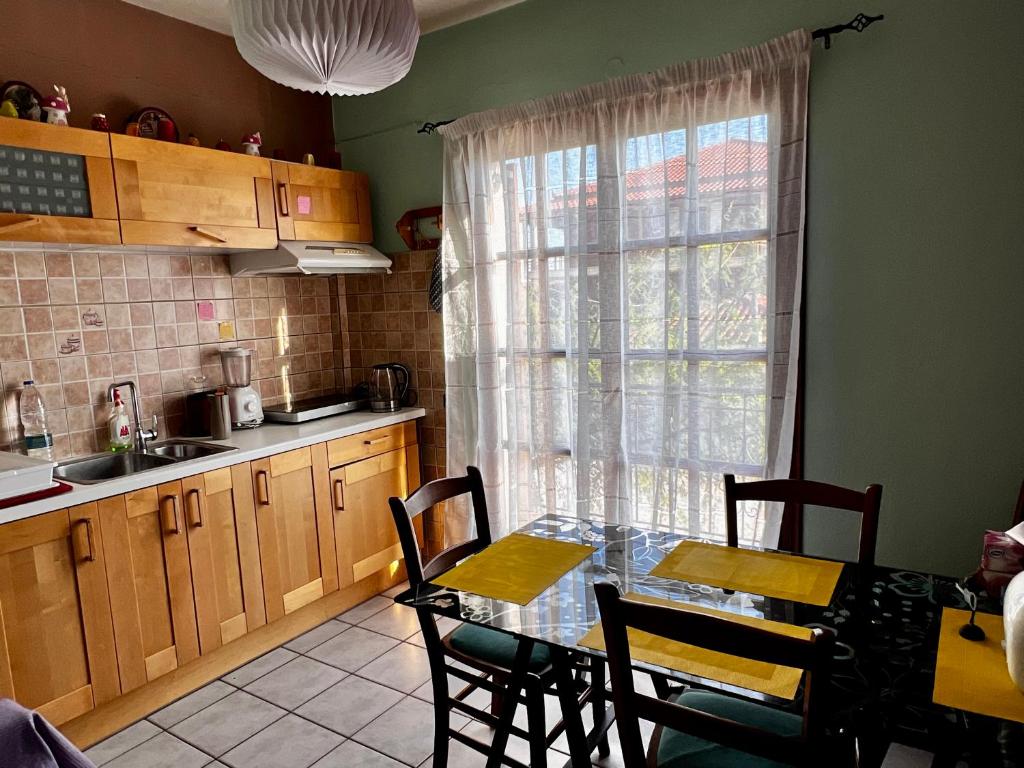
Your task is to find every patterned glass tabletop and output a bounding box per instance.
[396,514,1022,764]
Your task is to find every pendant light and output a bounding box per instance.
[229,0,420,96]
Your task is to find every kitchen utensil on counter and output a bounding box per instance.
[210,391,232,439]
[0,450,56,501]
[183,375,216,437]
[369,362,410,413]
[219,348,263,428]
[262,391,370,423]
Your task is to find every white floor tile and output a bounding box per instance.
[149,680,236,728]
[353,696,467,766]
[244,656,346,709]
[84,720,162,766]
[307,626,400,672]
[356,642,432,692]
[311,740,406,768]
[170,690,286,756]
[339,595,393,624]
[221,714,343,768]
[284,619,350,653]
[222,647,298,687]
[103,731,210,768]
[358,603,421,640]
[296,675,405,736]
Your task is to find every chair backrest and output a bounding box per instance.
[594,582,835,768]
[389,465,491,587]
[724,474,882,567]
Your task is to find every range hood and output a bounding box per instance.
[230,241,392,276]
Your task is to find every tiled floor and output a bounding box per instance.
[84,583,602,768]
[84,582,942,768]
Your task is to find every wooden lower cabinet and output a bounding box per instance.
[332,443,422,588]
[0,505,119,725]
[181,464,266,655]
[252,443,339,622]
[100,482,200,693]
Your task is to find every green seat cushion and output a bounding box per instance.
[656,690,802,768]
[448,623,551,671]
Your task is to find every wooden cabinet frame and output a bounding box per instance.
[0,121,120,244]
[271,161,372,243]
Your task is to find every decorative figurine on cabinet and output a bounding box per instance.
[157,116,177,141]
[89,113,110,131]
[186,133,201,146]
[40,85,70,125]
[0,100,17,119]
[302,153,315,165]
[241,132,262,156]
[215,138,232,151]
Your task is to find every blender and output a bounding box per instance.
[219,348,263,428]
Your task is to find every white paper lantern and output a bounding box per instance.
[229,0,419,96]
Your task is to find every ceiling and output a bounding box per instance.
[120,0,527,35]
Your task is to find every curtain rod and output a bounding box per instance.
[417,11,884,134]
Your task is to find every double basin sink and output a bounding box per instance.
[54,440,237,485]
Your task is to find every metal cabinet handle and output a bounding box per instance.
[165,494,181,534]
[188,225,228,243]
[187,488,204,527]
[256,470,272,506]
[74,519,96,562]
[333,478,344,511]
[364,436,390,446]
[0,216,40,235]
[277,183,290,216]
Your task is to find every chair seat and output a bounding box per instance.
[447,623,552,672]
[656,690,802,768]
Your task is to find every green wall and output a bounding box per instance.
[334,0,1024,576]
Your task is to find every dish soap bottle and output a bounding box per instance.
[108,388,132,452]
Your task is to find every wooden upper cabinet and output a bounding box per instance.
[180,464,266,655]
[99,482,200,693]
[332,443,421,588]
[252,443,339,622]
[272,161,372,243]
[0,506,119,725]
[0,120,120,245]
[110,134,277,249]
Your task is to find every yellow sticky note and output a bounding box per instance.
[218,321,235,340]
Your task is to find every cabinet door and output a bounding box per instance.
[100,482,200,692]
[272,161,372,243]
[0,506,119,725]
[0,120,120,244]
[333,444,422,588]
[252,443,338,622]
[111,134,277,248]
[182,464,266,655]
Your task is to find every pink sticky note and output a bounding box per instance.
[297,195,312,215]
[197,301,215,321]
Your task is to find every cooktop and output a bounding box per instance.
[262,392,370,423]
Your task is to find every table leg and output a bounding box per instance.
[552,647,593,768]
[485,638,534,768]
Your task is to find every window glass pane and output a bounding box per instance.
[625,247,685,352]
[623,129,687,242]
[696,360,766,467]
[698,240,768,351]
[697,115,768,234]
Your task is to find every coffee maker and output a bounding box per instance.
[219,348,263,428]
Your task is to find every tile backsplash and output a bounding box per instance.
[0,249,343,458]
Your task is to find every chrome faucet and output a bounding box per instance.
[108,381,158,452]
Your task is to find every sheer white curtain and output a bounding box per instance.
[440,30,810,546]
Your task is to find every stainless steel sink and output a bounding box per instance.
[148,440,236,461]
[54,440,236,485]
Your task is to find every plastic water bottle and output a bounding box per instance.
[19,380,54,461]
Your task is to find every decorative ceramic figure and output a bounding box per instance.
[215,138,232,151]
[89,113,110,131]
[40,85,70,125]
[302,153,315,165]
[186,133,201,146]
[0,100,17,119]
[1005,571,1024,690]
[125,121,140,136]
[241,131,262,156]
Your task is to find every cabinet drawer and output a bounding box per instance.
[119,220,278,249]
[327,421,417,468]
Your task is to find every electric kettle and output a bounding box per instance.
[369,362,410,413]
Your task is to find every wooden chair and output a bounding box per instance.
[389,466,608,768]
[594,582,844,768]
[724,474,883,567]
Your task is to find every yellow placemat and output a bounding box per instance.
[579,592,810,699]
[933,608,1024,724]
[432,533,596,606]
[650,540,843,606]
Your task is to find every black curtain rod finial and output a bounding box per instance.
[812,12,884,49]
[418,119,455,135]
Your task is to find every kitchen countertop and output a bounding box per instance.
[0,407,426,526]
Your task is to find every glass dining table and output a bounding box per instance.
[395,514,1022,768]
